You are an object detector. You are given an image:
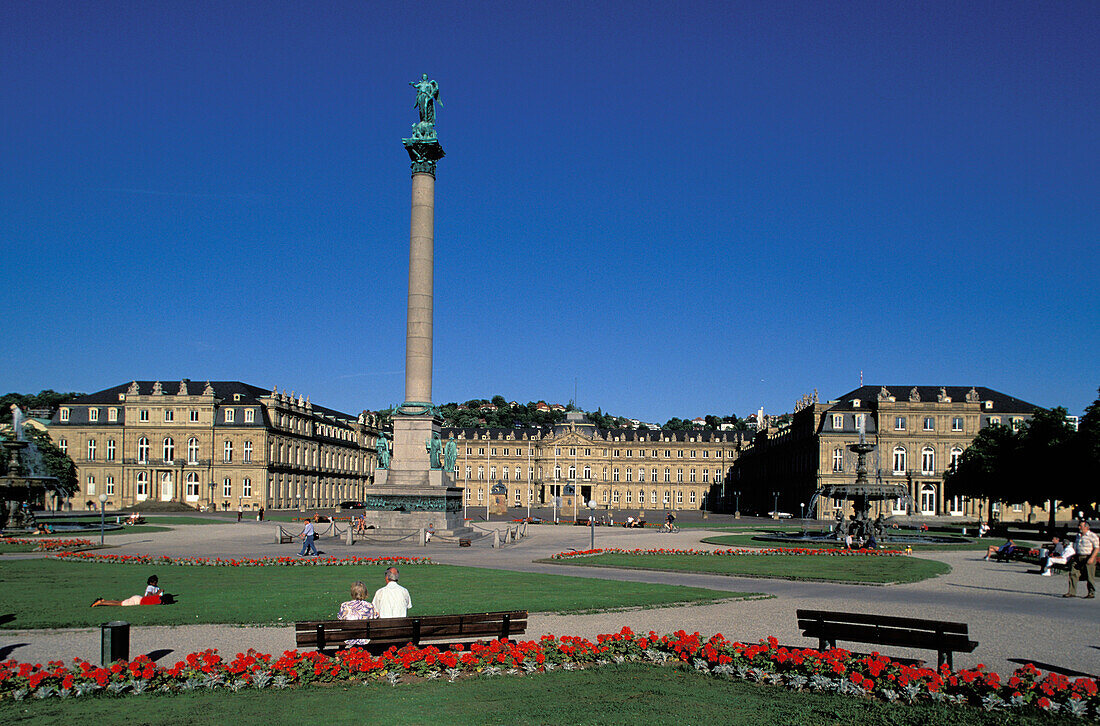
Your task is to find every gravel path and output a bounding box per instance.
[2,519,1096,678]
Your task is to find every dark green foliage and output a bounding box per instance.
[0,390,84,422]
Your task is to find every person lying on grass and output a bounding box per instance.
[91,574,174,606]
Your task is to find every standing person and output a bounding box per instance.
[299,518,318,557]
[257,506,264,522]
[371,566,411,617]
[237,504,243,523]
[1065,521,1099,598]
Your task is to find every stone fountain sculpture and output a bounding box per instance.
[0,405,60,531]
[819,417,910,543]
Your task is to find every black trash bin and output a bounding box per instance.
[101,620,130,664]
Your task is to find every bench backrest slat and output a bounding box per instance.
[295,611,528,649]
[796,609,969,635]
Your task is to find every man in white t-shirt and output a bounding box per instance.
[372,566,412,617]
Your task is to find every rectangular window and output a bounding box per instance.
[106,439,115,461]
[502,448,509,456]
[244,441,253,463]
[87,439,96,460]
[651,491,657,504]
[190,410,199,422]
[223,440,233,462]
[477,466,484,480]
[663,491,670,504]
[952,417,963,431]
[676,490,683,504]
[923,417,934,431]
[243,478,252,498]
[988,416,1001,426]
[245,409,255,423]
[676,469,683,483]
[108,407,118,422]
[832,414,843,429]
[491,448,497,456]
[465,466,472,480]
[894,416,906,431]
[87,474,95,495]
[489,466,496,480]
[60,407,70,422]
[689,450,696,458]
[477,488,484,502]
[690,490,696,505]
[89,408,99,422]
[224,409,235,423]
[139,409,149,422]
[223,478,232,497]
[164,409,173,422]
[105,475,114,495]
[625,490,632,504]
[58,438,67,454]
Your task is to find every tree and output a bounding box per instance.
[943,424,1022,524]
[1016,407,1077,530]
[1068,387,1100,519]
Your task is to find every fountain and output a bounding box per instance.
[1,405,61,532]
[757,419,967,546]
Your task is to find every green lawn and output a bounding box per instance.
[0,665,1066,726]
[0,560,750,629]
[700,533,1040,552]
[550,553,950,584]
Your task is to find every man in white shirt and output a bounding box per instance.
[1065,520,1099,598]
[372,566,412,617]
[1040,535,1073,576]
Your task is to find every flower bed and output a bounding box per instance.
[0,538,96,552]
[550,546,904,560]
[48,552,433,567]
[0,628,1095,718]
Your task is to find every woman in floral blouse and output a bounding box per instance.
[337,581,377,645]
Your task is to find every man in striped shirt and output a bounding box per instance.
[1065,520,1098,599]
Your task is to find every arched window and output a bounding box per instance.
[583,465,591,480]
[920,484,936,514]
[137,437,149,464]
[892,446,906,473]
[553,465,561,480]
[568,465,576,480]
[136,471,149,498]
[638,489,644,505]
[186,472,200,499]
[188,438,200,464]
[950,447,963,472]
[163,437,174,463]
[832,448,843,472]
[921,447,935,474]
[637,468,645,482]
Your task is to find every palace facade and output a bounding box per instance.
[52,381,381,511]
[444,411,748,515]
[730,385,1071,522]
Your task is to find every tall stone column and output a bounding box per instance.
[363,75,468,536]
[405,171,435,405]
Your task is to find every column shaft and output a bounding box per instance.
[405,172,435,403]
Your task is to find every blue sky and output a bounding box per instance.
[2,1,1097,421]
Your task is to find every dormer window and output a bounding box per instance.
[984,401,993,410]
[60,407,70,422]
[851,399,861,408]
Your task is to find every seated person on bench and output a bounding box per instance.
[985,539,1016,561]
[1040,536,1074,576]
[337,581,378,645]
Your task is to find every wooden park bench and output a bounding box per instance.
[796,609,978,669]
[295,610,527,655]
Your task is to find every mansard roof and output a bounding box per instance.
[63,381,360,423]
[827,386,1041,414]
[442,425,743,443]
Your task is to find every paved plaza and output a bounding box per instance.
[2,519,1096,678]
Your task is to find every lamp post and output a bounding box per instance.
[800,502,806,520]
[98,493,108,546]
[772,491,780,519]
[733,490,741,519]
[587,499,598,550]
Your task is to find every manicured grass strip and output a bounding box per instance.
[0,560,744,629]
[551,553,949,583]
[0,665,1066,726]
[700,533,1034,552]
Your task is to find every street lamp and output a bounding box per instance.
[772,491,780,519]
[733,490,741,519]
[587,499,598,550]
[800,502,806,520]
[98,493,108,546]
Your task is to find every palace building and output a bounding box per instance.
[52,380,381,511]
[444,411,748,515]
[730,385,1069,522]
